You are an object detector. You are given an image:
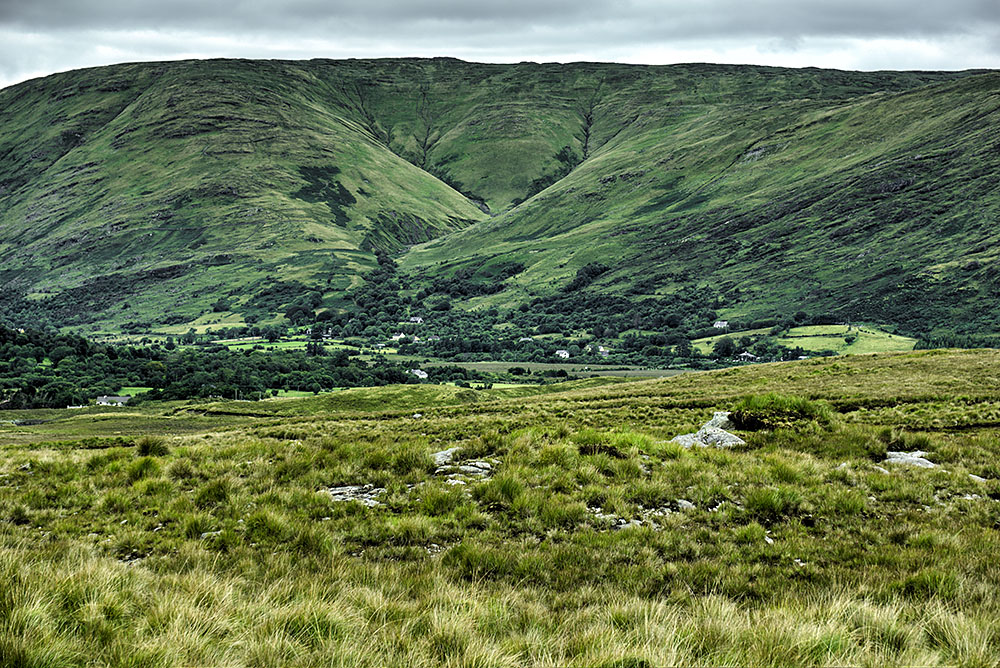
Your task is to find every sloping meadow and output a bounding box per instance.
[2,350,1000,665]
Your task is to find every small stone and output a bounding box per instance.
[873,466,891,474]
[970,474,987,483]
[676,499,696,511]
[764,536,774,545]
[431,447,460,467]
[885,451,936,468]
[445,479,466,486]
[412,413,423,419]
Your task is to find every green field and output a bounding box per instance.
[118,386,153,396]
[692,327,773,355]
[693,324,916,357]
[3,350,1000,665]
[778,324,917,355]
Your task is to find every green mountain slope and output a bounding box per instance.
[402,69,1000,339]
[0,60,488,326]
[0,58,994,336]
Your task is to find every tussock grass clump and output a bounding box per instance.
[877,427,935,451]
[730,393,833,430]
[135,435,169,457]
[744,486,804,524]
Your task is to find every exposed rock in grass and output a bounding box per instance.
[454,462,492,476]
[321,484,385,507]
[704,411,734,429]
[431,447,460,466]
[676,499,696,511]
[434,453,495,481]
[672,425,745,448]
[970,474,987,483]
[884,451,936,468]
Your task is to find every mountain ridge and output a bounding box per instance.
[0,58,996,339]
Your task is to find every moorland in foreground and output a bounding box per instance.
[2,349,999,666]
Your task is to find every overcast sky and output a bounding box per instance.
[2,0,999,89]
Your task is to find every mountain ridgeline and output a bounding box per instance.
[1,58,998,341]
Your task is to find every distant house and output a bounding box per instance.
[713,320,729,330]
[410,369,429,379]
[390,333,406,341]
[427,335,441,342]
[598,346,609,357]
[737,352,758,362]
[96,396,130,406]
[555,349,570,359]
[409,316,424,324]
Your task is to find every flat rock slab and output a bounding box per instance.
[322,484,385,507]
[885,451,936,468]
[672,426,745,448]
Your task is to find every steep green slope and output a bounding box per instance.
[0,58,991,334]
[403,70,1000,339]
[0,59,488,326]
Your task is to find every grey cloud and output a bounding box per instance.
[3,0,998,36]
[1,0,999,89]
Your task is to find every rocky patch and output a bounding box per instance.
[672,412,746,448]
[321,484,386,507]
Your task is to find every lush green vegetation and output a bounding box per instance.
[2,350,1000,665]
[2,59,998,348]
[0,324,519,409]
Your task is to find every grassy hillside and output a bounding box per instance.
[1,58,995,337]
[0,60,489,327]
[3,350,1000,665]
[403,70,1000,341]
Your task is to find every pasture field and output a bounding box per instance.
[693,324,917,357]
[2,350,1000,666]
[778,325,917,355]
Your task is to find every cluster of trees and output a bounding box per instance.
[0,325,423,409]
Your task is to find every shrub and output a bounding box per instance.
[730,393,832,430]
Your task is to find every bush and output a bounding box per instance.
[729,393,832,430]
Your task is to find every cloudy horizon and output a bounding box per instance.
[2,0,999,89]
